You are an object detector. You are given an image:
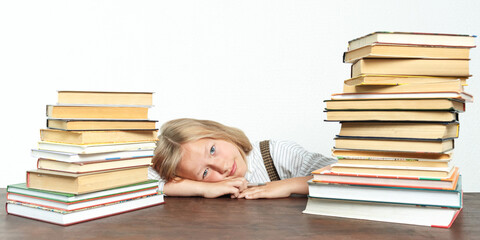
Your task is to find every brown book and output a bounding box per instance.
[338,122,459,139]
[343,79,464,93]
[325,98,465,111]
[47,119,158,131]
[57,91,153,106]
[344,75,468,86]
[37,157,153,174]
[40,129,158,144]
[351,59,470,78]
[326,110,458,122]
[46,105,149,119]
[27,166,149,194]
[344,44,471,63]
[334,137,454,153]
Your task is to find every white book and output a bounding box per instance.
[7,194,164,226]
[330,91,473,102]
[37,141,156,154]
[303,197,462,228]
[31,149,154,162]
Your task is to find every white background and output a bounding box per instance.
[1,0,479,191]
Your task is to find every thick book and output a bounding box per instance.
[307,177,462,208]
[325,98,465,111]
[6,193,164,226]
[46,105,149,120]
[334,137,454,153]
[57,91,153,106]
[7,185,159,211]
[329,163,454,178]
[40,129,158,145]
[7,180,159,202]
[337,122,459,140]
[344,75,467,86]
[351,59,470,78]
[312,165,459,190]
[37,141,156,154]
[342,79,464,93]
[31,149,154,162]
[344,44,471,63]
[332,149,453,161]
[37,157,153,174]
[47,118,158,131]
[330,91,473,102]
[303,197,462,228]
[326,110,458,122]
[27,166,149,194]
[347,32,476,51]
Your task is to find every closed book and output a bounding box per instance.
[330,163,454,178]
[344,44,471,63]
[347,32,476,51]
[6,194,164,226]
[307,177,462,208]
[40,129,158,145]
[37,157,153,174]
[7,186,159,211]
[351,59,470,78]
[342,79,464,93]
[46,105,149,120]
[57,91,153,106]
[332,149,453,161]
[27,166,149,194]
[31,149,153,163]
[344,75,468,86]
[7,180,159,202]
[47,118,158,131]
[312,166,459,190]
[325,98,465,111]
[330,91,473,102]
[337,122,459,140]
[326,110,458,122]
[37,141,156,154]
[334,137,454,153]
[303,197,462,228]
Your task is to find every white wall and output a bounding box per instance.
[1,0,479,191]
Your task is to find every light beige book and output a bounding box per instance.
[46,105,149,120]
[57,91,153,106]
[344,75,467,86]
[37,157,153,174]
[351,59,470,78]
[326,110,458,122]
[27,166,149,194]
[329,163,454,178]
[332,149,453,161]
[40,129,158,145]
[343,79,464,93]
[334,138,454,153]
[344,44,471,63]
[338,122,459,139]
[325,98,464,111]
[47,119,157,131]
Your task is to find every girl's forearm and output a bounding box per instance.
[163,178,205,197]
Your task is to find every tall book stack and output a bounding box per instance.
[6,91,164,226]
[303,32,476,228]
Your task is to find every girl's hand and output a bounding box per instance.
[202,177,248,198]
[238,176,312,199]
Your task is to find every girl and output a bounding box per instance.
[148,118,336,199]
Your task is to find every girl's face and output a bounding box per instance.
[176,138,247,182]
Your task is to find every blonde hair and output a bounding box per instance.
[152,118,252,181]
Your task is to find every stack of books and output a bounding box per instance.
[303,32,476,228]
[6,91,164,226]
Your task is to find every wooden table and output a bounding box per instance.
[1,189,479,240]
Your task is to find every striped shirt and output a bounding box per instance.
[148,140,337,191]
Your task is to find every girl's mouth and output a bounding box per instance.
[229,161,237,176]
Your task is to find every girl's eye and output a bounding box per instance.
[202,168,209,179]
[210,145,216,155]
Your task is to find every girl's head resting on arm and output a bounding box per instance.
[152,118,253,182]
